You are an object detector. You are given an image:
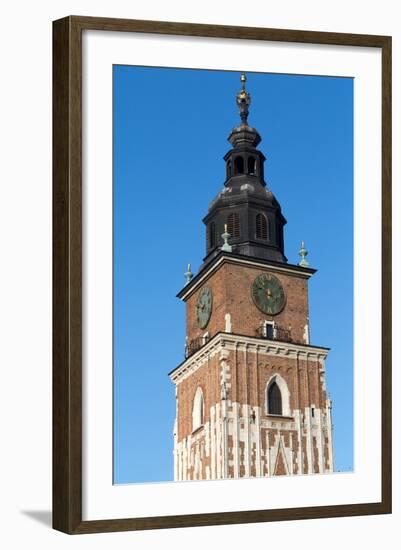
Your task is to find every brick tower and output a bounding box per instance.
[169,74,334,481]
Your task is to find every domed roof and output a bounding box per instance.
[228,123,261,148]
[200,73,287,267]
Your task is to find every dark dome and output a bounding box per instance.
[201,75,287,268]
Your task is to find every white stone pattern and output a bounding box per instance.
[225,313,232,333]
[172,337,334,481]
[174,404,334,480]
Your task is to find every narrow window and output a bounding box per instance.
[200,396,204,425]
[234,156,244,174]
[256,213,268,240]
[192,388,204,431]
[208,222,216,249]
[248,156,256,175]
[268,382,282,415]
[227,212,240,238]
[265,322,274,340]
[226,160,232,179]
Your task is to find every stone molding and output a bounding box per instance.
[170,332,329,385]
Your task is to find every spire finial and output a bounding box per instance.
[236,72,251,125]
[221,224,232,252]
[184,263,193,284]
[298,241,309,267]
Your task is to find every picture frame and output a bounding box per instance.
[52,15,392,534]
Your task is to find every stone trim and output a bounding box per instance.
[178,254,315,301]
[170,332,329,384]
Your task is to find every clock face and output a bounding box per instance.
[196,286,213,329]
[251,273,286,315]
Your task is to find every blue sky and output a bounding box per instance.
[113,66,354,484]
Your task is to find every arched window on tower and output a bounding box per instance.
[256,213,268,240]
[192,387,204,431]
[268,382,283,415]
[234,156,244,174]
[227,212,240,239]
[248,156,256,175]
[208,222,216,249]
[226,160,232,179]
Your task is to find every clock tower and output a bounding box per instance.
[169,74,334,480]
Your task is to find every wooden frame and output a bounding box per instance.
[53,15,392,534]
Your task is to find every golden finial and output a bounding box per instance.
[236,73,251,124]
[224,223,228,232]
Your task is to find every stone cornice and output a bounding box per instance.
[177,252,316,301]
[169,332,330,385]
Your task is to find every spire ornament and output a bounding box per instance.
[298,241,309,267]
[184,263,193,284]
[236,73,251,125]
[221,224,232,252]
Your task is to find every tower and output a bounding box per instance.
[169,74,334,481]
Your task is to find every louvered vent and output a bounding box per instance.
[256,213,268,240]
[227,213,240,238]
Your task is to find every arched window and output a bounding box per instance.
[234,156,244,174]
[256,213,268,240]
[192,387,204,431]
[248,156,256,175]
[268,382,282,415]
[227,212,240,239]
[226,160,232,179]
[208,222,216,249]
[266,375,291,417]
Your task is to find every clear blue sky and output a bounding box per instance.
[113,66,354,484]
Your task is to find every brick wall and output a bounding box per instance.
[185,261,310,346]
[173,259,333,479]
[176,347,326,443]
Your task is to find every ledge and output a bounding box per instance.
[177,251,317,301]
[169,331,330,382]
[265,414,294,421]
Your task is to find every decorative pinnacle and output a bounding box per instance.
[236,72,251,125]
[221,224,232,252]
[327,392,332,408]
[298,241,309,267]
[184,263,193,284]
